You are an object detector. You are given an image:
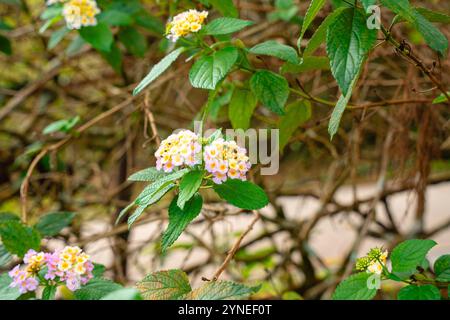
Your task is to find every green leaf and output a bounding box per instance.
[432,92,450,104]
[101,288,142,300]
[0,35,11,55]
[133,47,185,95]
[281,56,330,73]
[332,272,377,300]
[100,43,122,74]
[79,22,114,52]
[48,26,69,50]
[42,286,57,300]
[0,212,19,223]
[34,211,75,237]
[397,284,441,300]
[0,244,12,267]
[213,179,269,210]
[209,0,238,18]
[433,254,450,281]
[297,0,326,49]
[279,100,311,150]
[249,40,299,64]
[250,70,289,115]
[189,46,238,90]
[391,239,437,278]
[415,7,450,24]
[328,72,359,140]
[66,35,86,56]
[98,10,133,26]
[177,171,204,209]
[43,116,80,135]
[228,88,258,130]
[74,278,122,300]
[162,194,203,252]
[303,7,346,56]
[360,0,376,11]
[92,263,106,278]
[40,5,62,20]
[136,269,192,300]
[380,0,448,56]
[183,281,260,300]
[134,11,164,34]
[326,7,377,96]
[118,26,147,58]
[0,221,41,257]
[128,167,167,182]
[0,273,20,300]
[204,18,254,36]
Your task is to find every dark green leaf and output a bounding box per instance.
[118,26,147,57]
[177,171,204,209]
[209,0,238,18]
[133,47,185,95]
[332,272,377,300]
[0,220,41,257]
[415,7,450,24]
[100,43,123,74]
[279,100,311,150]
[34,211,75,237]
[326,7,377,96]
[250,70,289,115]
[360,0,376,11]
[162,194,203,252]
[136,269,192,300]
[204,18,254,36]
[397,284,441,300]
[213,179,269,210]
[98,10,133,26]
[391,239,437,278]
[298,0,326,49]
[42,286,57,300]
[433,254,450,281]
[92,263,106,278]
[281,56,330,74]
[0,212,19,223]
[0,35,11,55]
[189,46,238,90]
[74,278,122,300]
[79,22,113,52]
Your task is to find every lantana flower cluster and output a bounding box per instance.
[155,130,252,185]
[166,9,208,42]
[355,247,388,275]
[47,0,101,30]
[155,130,202,172]
[204,139,251,184]
[9,246,94,294]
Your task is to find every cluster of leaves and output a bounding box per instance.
[333,239,450,300]
[117,129,269,252]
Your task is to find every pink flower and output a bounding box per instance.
[212,172,227,184]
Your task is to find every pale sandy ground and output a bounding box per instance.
[78,182,450,287]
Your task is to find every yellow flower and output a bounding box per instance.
[62,0,100,30]
[58,260,72,272]
[166,9,208,42]
[74,263,86,275]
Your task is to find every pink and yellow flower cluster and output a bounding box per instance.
[46,0,101,30]
[155,130,202,172]
[166,9,208,42]
[204,138,251,184]
[9,246,94,294]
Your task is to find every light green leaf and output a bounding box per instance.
[249,40,299,64]
[433,254,450,281]
[415,7,450,24]
[0,221,41,257]
[34,211,75,237]
[213,179,269,210]
[189,46,238,90]
[250,70,289,115]
[48,26,69,50]
[391,239,437,278]
[228,88,258,130]
[101,288,142,300]
[118,26,147,58]
[0,273,20,300]
[204,18,254,36]
[74,278,123,300]
[432,92,450,104]
[298,0,326,49]
[397,284,441,300]
[40,5,62,20]
[162,194,203,252]
[360,0,376,11]
[183,281,260,300]
[279,100,311,150]
[133,47,185,95]
[128,167,166,182]
[136,269,192,300]
[326,7,377,96]
[66,35,86,56]
[0,244,12,267]
[79,22,114,52]
[43,116,80,135]
[177,170,204,209]
[332,272,377,300]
